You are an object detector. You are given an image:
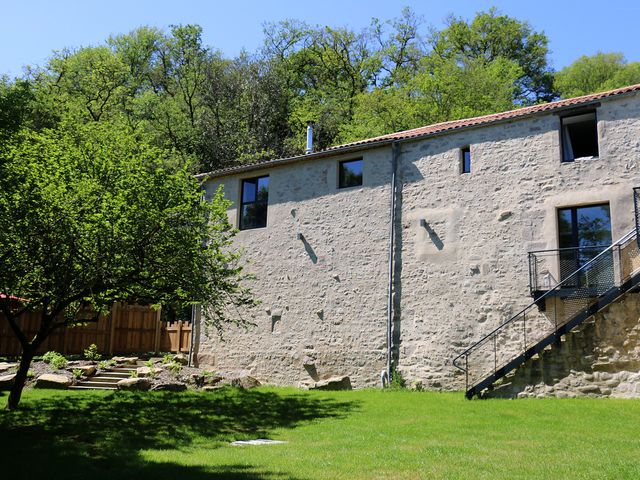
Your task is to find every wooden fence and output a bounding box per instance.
[0,302,191,357]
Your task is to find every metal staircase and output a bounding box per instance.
[453,189,640,399]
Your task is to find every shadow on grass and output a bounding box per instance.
[0,388,355,480]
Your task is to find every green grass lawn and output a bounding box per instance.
[1,387,639,479]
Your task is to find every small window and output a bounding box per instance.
[239,175,269,230]
[339,159,363,188]
[461,147,471,174]
[561,111,599,162]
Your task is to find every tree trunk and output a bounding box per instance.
[6,346,35,411]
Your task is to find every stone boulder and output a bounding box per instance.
[230,376,261,389]
[309,376,352,391]
[116,378,151,391]
[0,373,16,391]
[190,373,205,387]
[0,362,18,373]
[35,374,71,389]
[173,353,189,365]
[136,366,163,377]
[71,365,96,377]
[112,356,139,365]
[151,382,187,392]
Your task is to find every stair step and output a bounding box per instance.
[70,385,117,390]
[69,384,118,390]
[75,380,120,388]
[89,376,127,383]
[98,371,131,377]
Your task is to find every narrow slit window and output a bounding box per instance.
[561,111,599,162]
[461,147,471,174]
[339,159,363,188]
[239,175,269,230]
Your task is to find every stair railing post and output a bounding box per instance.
[523,312,527,352]
[614,243,622,286]
[493,334,497,375]
[465,354,469,392]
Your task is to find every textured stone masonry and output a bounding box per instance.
[198,93,640,395]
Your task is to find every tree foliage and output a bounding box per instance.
[430,8,555,103]
[5,8,638,172]
[0,122,254,409]
[1,9,562,172]
[554,52,640,98]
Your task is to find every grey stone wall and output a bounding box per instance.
[197,148,393,388]
[198,93,640,393]
[395,95,640,391]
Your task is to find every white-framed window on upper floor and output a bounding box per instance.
[561,110,599,162]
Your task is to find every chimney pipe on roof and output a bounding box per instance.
[306,122,314,154]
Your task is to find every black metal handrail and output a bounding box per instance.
[453,227,639,397]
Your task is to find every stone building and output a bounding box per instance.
[196,84,640,398]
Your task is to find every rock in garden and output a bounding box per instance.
[136,366,163,377]
[0,373,16,391]
[190,373,205,386]
[204,375,224,386]
[309,376,352,391]
[112,356,139,365]
[151,382,187,392]
[173,353,189,365]
[116,377,151,391]
[230,376,261,389]
[35,374,71,389]
[0,362,18,373]
[72,365,96,377]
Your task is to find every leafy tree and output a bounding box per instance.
[5,9,560,171]
[369,7,426,87]
[262,20,374,151]
[554,52,640,98]
[431,8,555,103]
[0,78,35,140]
[47,46,129,122]
[341,56,522,142]
[0,122,254,410]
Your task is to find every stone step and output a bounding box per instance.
[107,366,139,372]
[70,384,117,391]
[98,371,131,378]
[90,376,127,383]
[74,380,120,388]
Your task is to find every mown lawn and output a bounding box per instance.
[1,387,639,479]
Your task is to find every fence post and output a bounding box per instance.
[62,325,69,355]
[177,321,183,353]
[108,303,117,355]
[153,307,162,354]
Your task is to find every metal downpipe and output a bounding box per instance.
[385,142,400,386]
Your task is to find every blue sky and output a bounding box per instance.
[2,0,639,77]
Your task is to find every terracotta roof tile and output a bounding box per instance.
[200,83,640,179]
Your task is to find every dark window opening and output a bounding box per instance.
[557,203,612,285]
[240,175,269,230]
[461,147,471,174]
[339,159,363,188]
[561,111,599,162]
